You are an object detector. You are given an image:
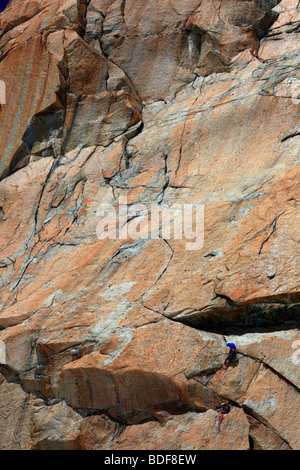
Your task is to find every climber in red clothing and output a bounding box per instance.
[216,403,230,431]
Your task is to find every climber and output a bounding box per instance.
[216,402,230,432]
[224,342,237,368]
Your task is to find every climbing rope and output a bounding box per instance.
[210,367,231,431]
[211,367,226,410]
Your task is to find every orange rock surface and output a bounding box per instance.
[0,0,299,450]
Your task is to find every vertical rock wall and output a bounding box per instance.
[0,0,299,450]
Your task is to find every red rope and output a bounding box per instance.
[211,368,225,409]
[218,413,225,432]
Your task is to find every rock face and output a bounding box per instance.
[0,0,299,450]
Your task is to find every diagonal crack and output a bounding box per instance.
[141,237,174,316]
[258,211,285,255]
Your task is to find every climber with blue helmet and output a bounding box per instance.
[224,342,237,368]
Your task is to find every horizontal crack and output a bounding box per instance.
[170,301,300,335]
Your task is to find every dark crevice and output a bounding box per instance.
[281,131,300,142]
[248,434,255,450]
[172,301,300,335]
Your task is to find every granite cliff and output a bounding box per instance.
[0,0,299,450]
